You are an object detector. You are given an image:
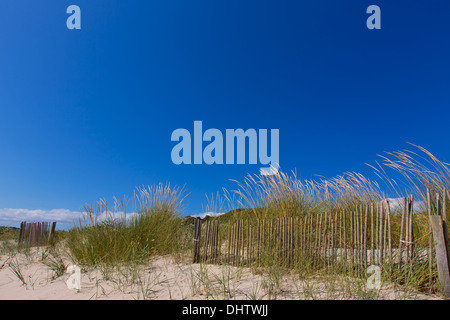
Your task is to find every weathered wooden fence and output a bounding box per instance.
[18,221,57,246]
[428,189,450,296]
[193,190,450,296]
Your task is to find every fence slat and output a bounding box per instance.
[430,216,450,297]
[18,221,57,246]
[190,194,444,296]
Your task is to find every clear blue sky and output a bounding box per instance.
[0,1,449,228]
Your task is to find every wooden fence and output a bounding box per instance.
[193,190,450,296]
[18,221,57,246]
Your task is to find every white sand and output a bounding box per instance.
[0,244,442,300]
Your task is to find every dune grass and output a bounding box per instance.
[14,144,446,299]
[66,184,191,266]
[204,144,450,296]
[0,227,20,242]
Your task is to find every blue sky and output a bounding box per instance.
[0,1,449,229]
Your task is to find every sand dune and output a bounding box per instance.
[0,245,442,300]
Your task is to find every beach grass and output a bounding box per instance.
[66,183,191,266]
[2,144,448,299]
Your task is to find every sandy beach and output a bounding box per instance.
[0,243,442,300]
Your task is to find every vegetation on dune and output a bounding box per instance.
[65,144,450,269]
[198,144,450,296]
[217,144,449,221]
[2,144,449,299]
[0,226,19,241]
[66,184,191,266]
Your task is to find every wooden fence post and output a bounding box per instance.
[18,221,25,245]
[429,215,450,297]
[444,190,450,270]
[385,200,392,273]
[49,222,57,242]
[193,218,202,263]
[427,189,434,291]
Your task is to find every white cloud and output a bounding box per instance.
[0,208,82,224]
[187,211,226,219]
[387,198,426,214]
[0,208,138,229]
